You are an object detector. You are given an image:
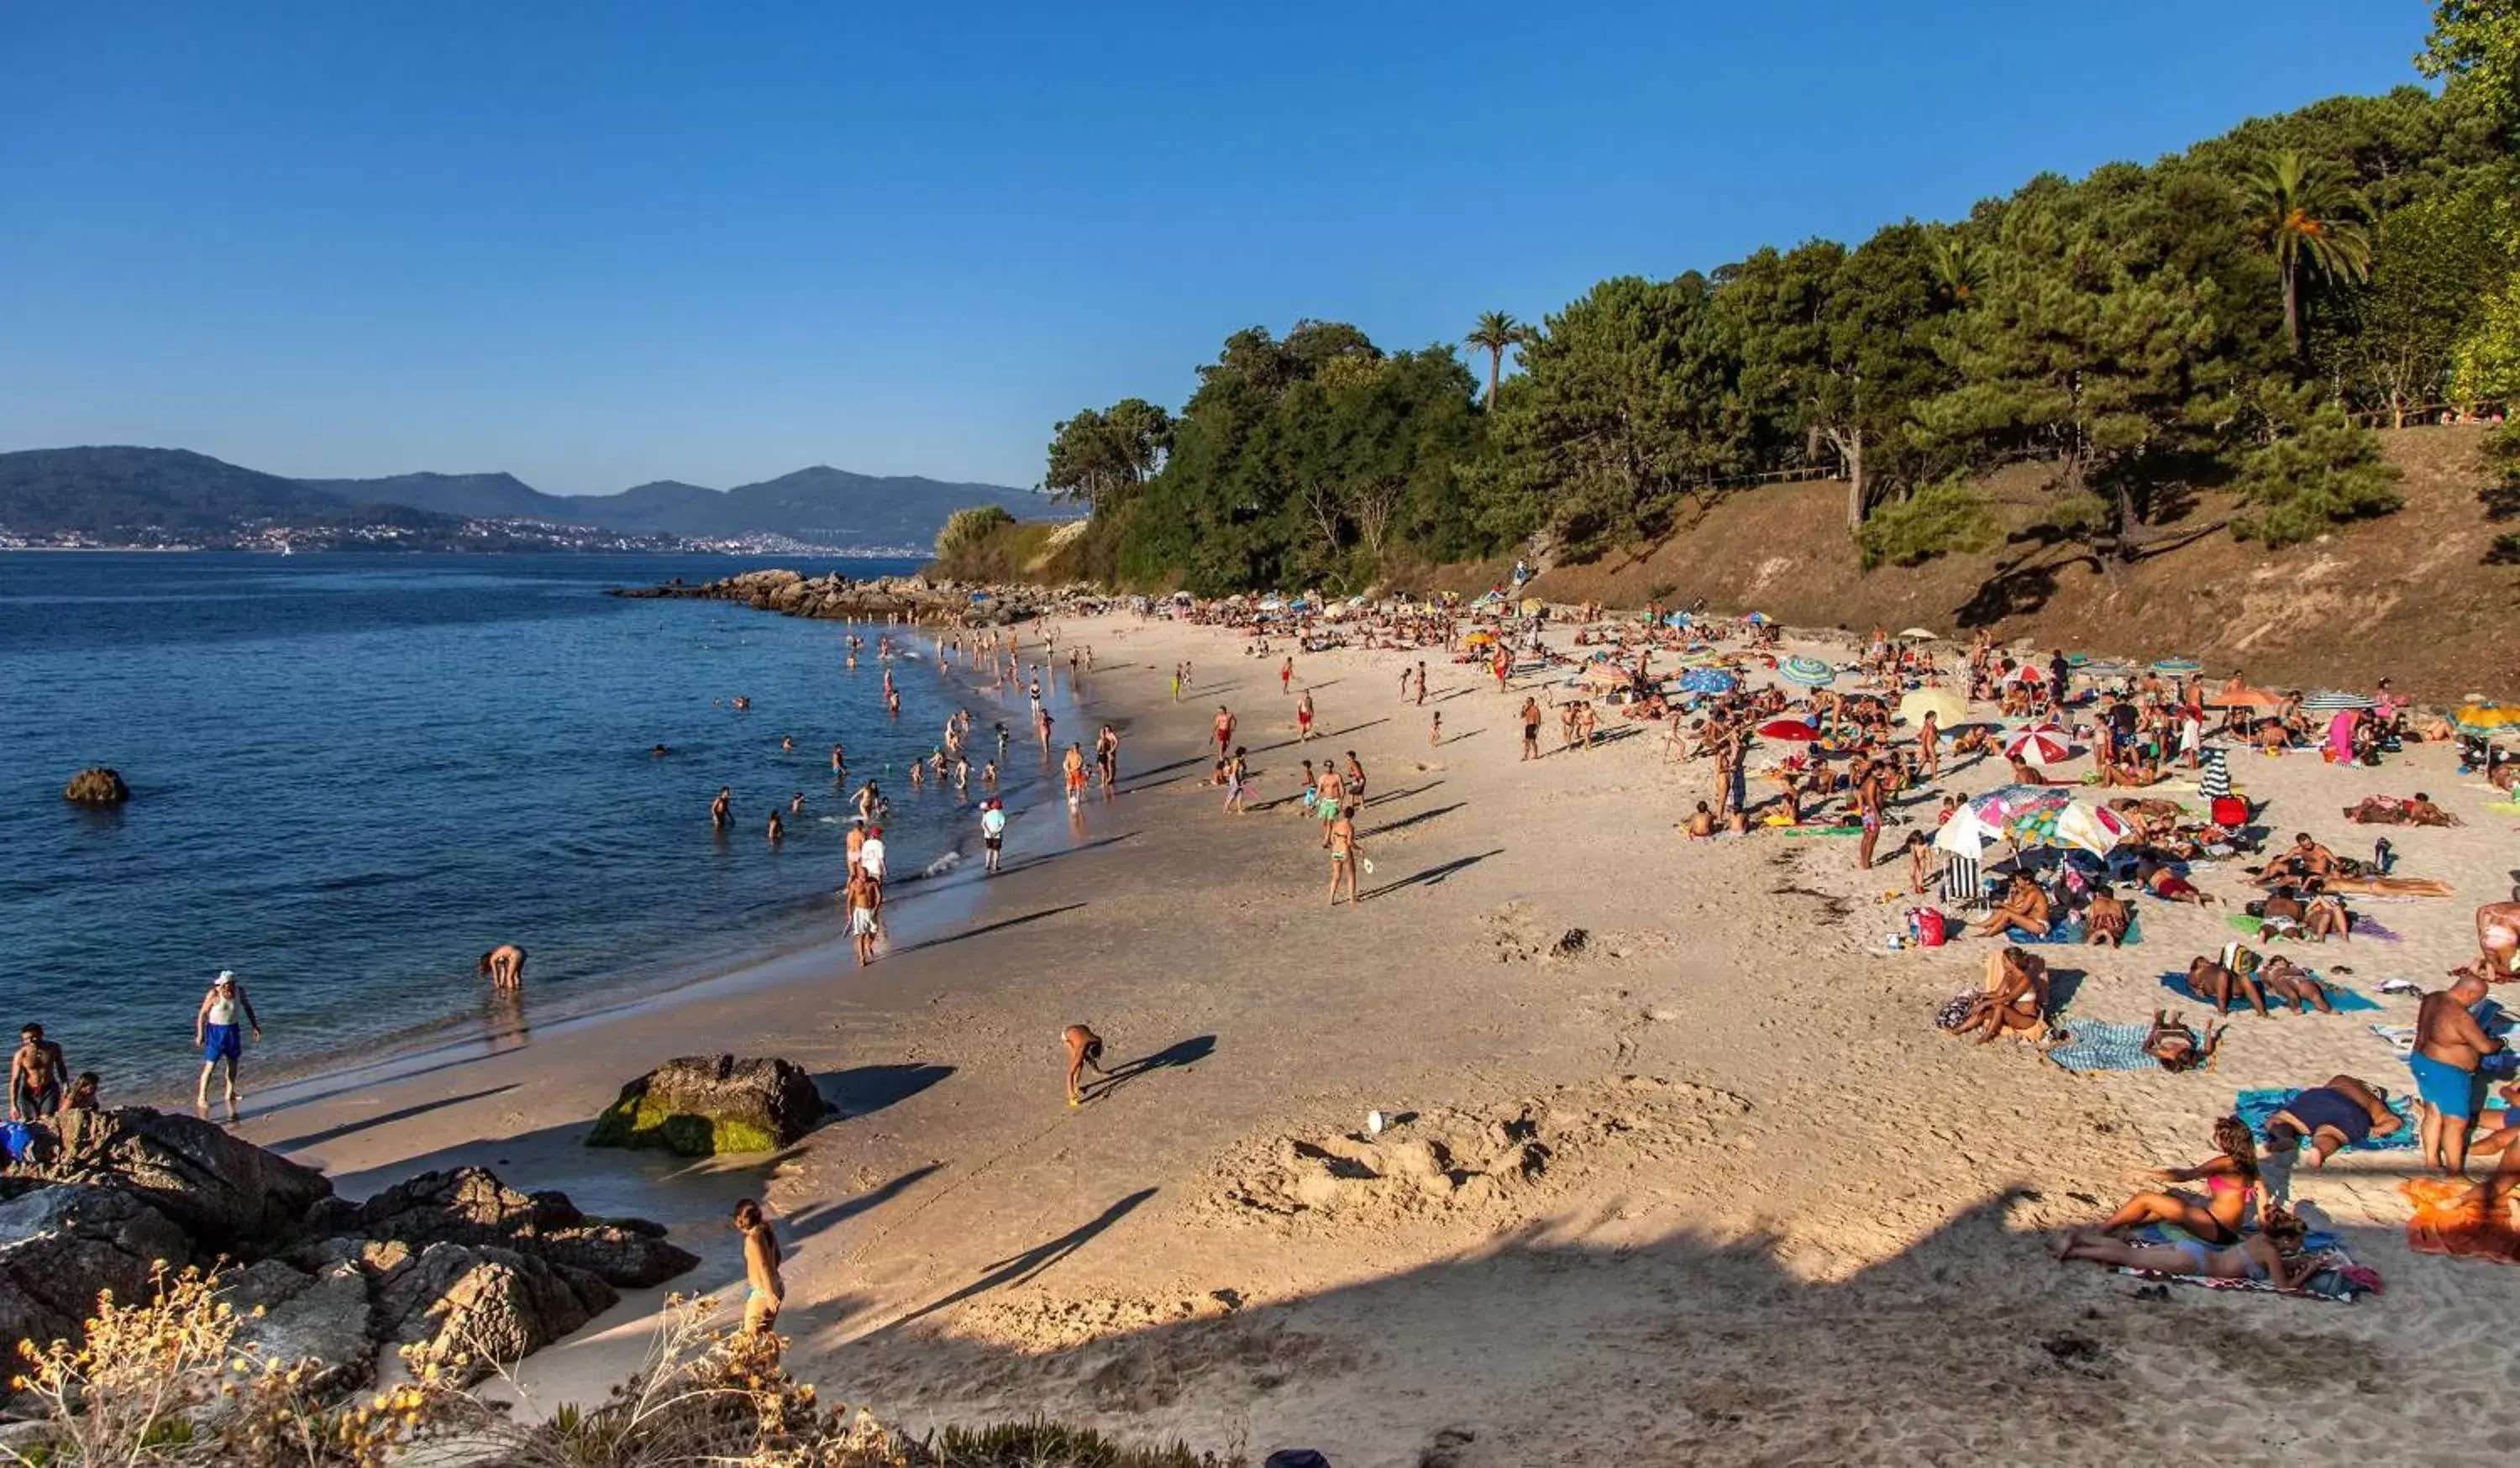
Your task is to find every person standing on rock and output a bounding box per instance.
[10,1023,66,1122]
[732,1199,785,1340]
[194,970,260,1123]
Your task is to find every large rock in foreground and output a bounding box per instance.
[39,1107,332,1250]
[0,1186,188,1353]
[588,1056,827,1156]
[349,1167,697,1287]
[62,767,130,805]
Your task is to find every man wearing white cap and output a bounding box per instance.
[193,970,261,1123]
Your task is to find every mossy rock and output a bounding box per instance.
[585,1056,824,1157]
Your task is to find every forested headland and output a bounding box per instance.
[945,8,2520,598]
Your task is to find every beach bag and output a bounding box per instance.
[2210,795,2249,828]
[1,1121,37,1164]
[1908,908,1948,947]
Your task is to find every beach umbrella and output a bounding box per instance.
[2003,724,2072,767]
[2454,701,2520,738]
[1678,668,1737,695]
[1898,688,1967,728]
[1898,627,1940,640]
[2301,689,2375,713]
[2003,662,2048,684]
[1746,611,1770,625]
[1778,655,1835,687]
[2208,684,2286,710]
[1940,785,2081,855]
[2041,800,2134,857]
[2152,657,2203,675]
[1759,718,1823,742]
[2200,747,2231,800]
[1462,631,1497,649]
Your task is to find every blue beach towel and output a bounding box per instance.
[2047,1020,2163,1073]
[2008,914,2145,946]
[2236,1087,2417,1152]
[2160,971,2381,1013]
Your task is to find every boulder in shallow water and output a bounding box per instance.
[62,767,129,805]
[587,1055,827,1156]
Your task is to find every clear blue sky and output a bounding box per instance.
[0,2,2434,494]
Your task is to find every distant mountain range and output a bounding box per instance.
[0,447,1057,549]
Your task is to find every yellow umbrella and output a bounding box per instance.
[1463,631,1497,648]
[1520,597,1545,616]
[2456,701,2520,738]
[1898,688,1967,728]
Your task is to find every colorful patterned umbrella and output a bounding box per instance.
[2455,702,2520,739]
[1678,668,1738,695]
[1898,688,1968,728]
[1778,655,1835,687]
[2003,724,2072,766]
[1759,719,1823,742]
[2301,689,2375,713]
[2152,657,2203,675]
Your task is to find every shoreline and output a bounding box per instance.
[151,606,2520,1463]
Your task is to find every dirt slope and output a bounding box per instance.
[1447,426,2516,703]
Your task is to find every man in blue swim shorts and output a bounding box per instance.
[2412,967,2502,1177]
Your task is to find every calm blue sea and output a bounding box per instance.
[0,553,1051,1093]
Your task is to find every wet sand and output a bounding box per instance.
[237,613,2520,1465]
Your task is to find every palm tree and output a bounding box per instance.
[1465,311,1529,405]
[1928,233,1982,309]
[2243,149,2372,357]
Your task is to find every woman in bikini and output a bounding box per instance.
[2052,1208,2320,1288]
[2140,1009,2222,1072]
[2095,1115,2260,1244]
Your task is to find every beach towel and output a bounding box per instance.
[2370,1024,2418,1056]
[2006,914,2142,946]
[2160,971,2381,1013]
[2046,1020,2163,1073]
[2110,1240,2378,1302]
[2488,802,2520,816]
[2349,914,2406,942]
[2402,1177,2520,1266]
[2236,1086,2418,1151]
[1777,824,1862,836]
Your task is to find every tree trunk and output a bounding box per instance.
[2282,261,2301,358]
[1487,349,1503,406]
[1843,431,1866,532]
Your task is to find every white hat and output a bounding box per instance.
[215,969,236,985]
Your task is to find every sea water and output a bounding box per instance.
[0,553,1056,1092]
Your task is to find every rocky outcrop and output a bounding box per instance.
[37,1107,332,1250]
[609,569,1094,627]
[588,1056,827,1156]
[0,1186,187,1351]
[349,1167,696,1287]
[61,767,130,805]
[1,1113,696,1394]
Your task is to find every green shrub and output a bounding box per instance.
[1856,477,2003,569]
[2230,402,2403,547]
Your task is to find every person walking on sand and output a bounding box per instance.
[477,944,527,990]
[732,1199,785,1339]
[1223,746,1250,814]
[10,1023,66,1122]
[1430,710,1441,747]
[1295,689,1315,742]
[1327,803,1363,904]
[1095,723,1120,793]
[859,825,889,889]
[1415,662,1428,707]
[1213,705,1236,760]
[194,970,260,1123]
[1916,710,1941,781]
[845,867,883,966]
[1520,696,1543,760]
[1063,742,1088,809]
[1282,656,1294,696]
[1854,758,1887,871]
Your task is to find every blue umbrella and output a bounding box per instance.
[1677,668,1737,695]
[2152,657,2202,675]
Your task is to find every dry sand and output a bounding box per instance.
[238,612,2520,1465]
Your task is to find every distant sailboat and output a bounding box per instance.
[276,540,294,556]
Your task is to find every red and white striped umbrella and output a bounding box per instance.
[2004,663,2048,684]
[2003,724,2072,766]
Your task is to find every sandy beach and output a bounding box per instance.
[232,610,2520,1465]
